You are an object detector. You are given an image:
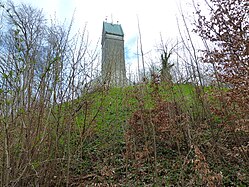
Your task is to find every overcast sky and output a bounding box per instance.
[11,0,196,74]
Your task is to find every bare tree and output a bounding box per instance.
[0,1,98,185]
[157,38,178,83]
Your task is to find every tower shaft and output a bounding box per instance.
[101,22,126,86]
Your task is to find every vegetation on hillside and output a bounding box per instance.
[0,0,248,186]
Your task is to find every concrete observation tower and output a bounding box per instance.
[101,22,127,86]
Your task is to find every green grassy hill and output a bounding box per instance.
[2,81,248,186]
[67,82,249,186]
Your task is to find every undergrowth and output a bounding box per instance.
[1,77,248,186]
[66,78,249,186]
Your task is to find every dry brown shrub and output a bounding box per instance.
[192,145,223,186]
[125,100,190,160]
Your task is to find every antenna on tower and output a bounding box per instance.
[105,16,108,22]
[111,14,113,24]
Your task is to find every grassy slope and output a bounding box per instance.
[66,83,249,186]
